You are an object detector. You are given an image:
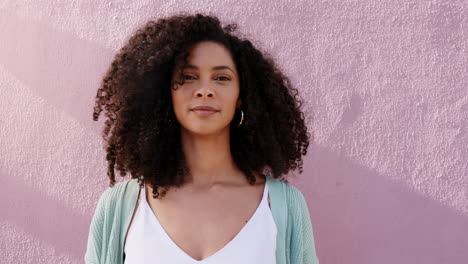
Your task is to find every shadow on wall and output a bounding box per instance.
[290,144,468,264]
[0,9,113,135]
[0,9,125,262]
[0,169,91,260]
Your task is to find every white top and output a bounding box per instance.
[124,181,277,264]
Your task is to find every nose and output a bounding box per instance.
[194,80,214,98]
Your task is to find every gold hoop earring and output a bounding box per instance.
[236,109,244,127]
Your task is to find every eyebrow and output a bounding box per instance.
[182,64,236,74]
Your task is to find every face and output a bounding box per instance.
[171,41,241,136]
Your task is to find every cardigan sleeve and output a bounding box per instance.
[298,190,320,264]
[288,186,320,264]
[84,188,112,264]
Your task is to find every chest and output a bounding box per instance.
[126,183,271,261]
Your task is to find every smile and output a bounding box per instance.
[191,109,218,117]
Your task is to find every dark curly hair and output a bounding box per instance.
[92,11,312,199]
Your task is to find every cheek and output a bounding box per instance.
[170,90,178,105]
[227,87,240,107]
[171,88,186,104]
[171,90,185,117]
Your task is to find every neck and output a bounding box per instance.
[180,128,244,188]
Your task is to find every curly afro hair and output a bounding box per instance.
[92,11,312,199]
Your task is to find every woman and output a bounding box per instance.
[85,12,319,264]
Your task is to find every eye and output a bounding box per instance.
[216,75,231,81]
[182,74,195,80]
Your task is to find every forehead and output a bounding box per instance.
[185,41,235,69]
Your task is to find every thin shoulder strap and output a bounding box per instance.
[262,173,271,208]
[268,192,271,208]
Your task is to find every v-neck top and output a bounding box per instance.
[123,181,277,263]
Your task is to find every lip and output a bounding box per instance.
[190,106,219,111]
[191,109,218,117]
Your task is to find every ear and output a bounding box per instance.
[236,99,242,108]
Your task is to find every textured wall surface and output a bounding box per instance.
[1,0,467,263]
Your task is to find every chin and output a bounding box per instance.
[181,123,229,136]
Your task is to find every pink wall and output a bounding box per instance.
[1,1,467,263]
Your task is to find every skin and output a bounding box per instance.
[124,41,267,261]
[170,40,246,189]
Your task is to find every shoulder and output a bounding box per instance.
[285,183,308,206]
[88,179,139,233]
[270,176,312,217]
[266,175,307,204]
[265,175,310,215]
[263,175,320,263]
[94,179,139,212]
[85,178,141,262]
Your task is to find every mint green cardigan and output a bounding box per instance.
[85,174,319,263]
